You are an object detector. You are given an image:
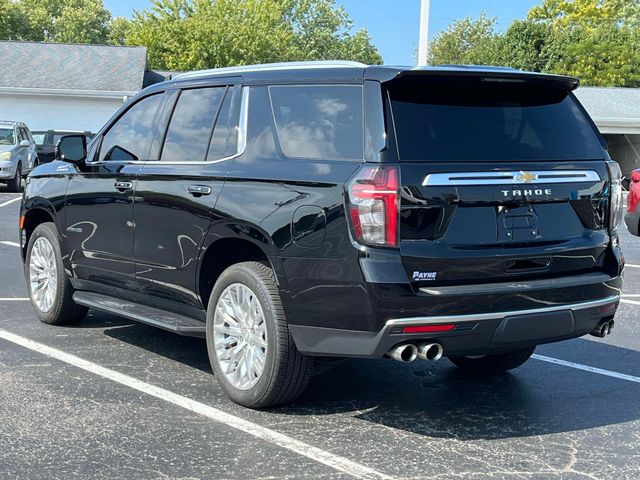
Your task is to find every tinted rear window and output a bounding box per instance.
[269,85,363,161]
[389,82,603,162]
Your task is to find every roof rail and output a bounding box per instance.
[174,60,367,81]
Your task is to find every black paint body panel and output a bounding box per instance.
[20,64,624,358]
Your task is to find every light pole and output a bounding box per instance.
[418,0,430,66]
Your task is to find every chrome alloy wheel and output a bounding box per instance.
[29,237,58,313]
[213,283,268,390]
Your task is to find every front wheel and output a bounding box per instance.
[25,223,88,325]
[6,163,21,193]
[206,261,312,408]
[448,346,535,373]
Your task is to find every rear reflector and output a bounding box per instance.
[402,324,456,334]
[599,302,618,314]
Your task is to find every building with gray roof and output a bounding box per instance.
[0,41,173,133]
[574,87,640,177]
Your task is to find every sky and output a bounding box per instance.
[102,0,540,65]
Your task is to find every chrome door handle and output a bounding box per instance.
[114,181,133,191]
[188,185,212,196]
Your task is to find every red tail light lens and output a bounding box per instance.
[402,324,456,334]
[347,165,399,247]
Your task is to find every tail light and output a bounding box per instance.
[607,161,623,231]
[346,165,399,247]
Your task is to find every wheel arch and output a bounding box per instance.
[21,204,58,261]
[197,222,286,309]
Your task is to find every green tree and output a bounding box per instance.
[529,0,640,27]
[529,0,640,86]
[493,20,554,72]
[123,0,382,70]
[108,17,132,46]
[0,0,111,43]
[427,13,501,66]
[287,0,382,63]
[546,24,640,86]
[428,0,640,87]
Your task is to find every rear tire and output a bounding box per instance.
[7,163,21,193]
[206,261,312,408]
[448,346,535,373]
[25,223,88,325]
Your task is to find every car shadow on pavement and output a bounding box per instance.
[280,339,640,441]
[76,312,640,441]
[100,323,212,374]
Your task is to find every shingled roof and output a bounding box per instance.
[0,41,147,94]
[574,86,640,134]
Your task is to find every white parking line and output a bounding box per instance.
[625,264,640,268]
[621,298,640,306]
[0,298,29,301]
[0,328,392,480]
[0,241,20,247]
[533,354,640,384]
[0,196,21,208]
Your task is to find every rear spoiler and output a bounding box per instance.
[365,65,580,91]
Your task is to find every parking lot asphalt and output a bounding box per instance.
[1,187,639,480]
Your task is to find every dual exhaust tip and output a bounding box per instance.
[591,319,615,338]
[388,342,443,363]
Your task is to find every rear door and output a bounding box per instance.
[385,74,611,286]
[133,80,242,308]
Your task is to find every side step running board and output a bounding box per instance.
[73,291,206,338]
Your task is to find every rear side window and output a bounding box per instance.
[100,93,163,162]
[269,85,363,160]
[389,81,603,162]
[161,87,226,162]
[32,133,45,145]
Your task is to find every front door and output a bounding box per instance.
[64,92,164,290]
[133,82,242,308]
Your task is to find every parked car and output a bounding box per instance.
[0,120,38,192]
[20,62,624,408]
[31,130,94,165]
[625,169,640,235]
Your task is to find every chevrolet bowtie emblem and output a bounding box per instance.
[516,171,537,183]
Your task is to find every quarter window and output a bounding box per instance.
[207,87,240,161]
[269,85,363,161]
[100,93,163,162]
[161,87,226,163]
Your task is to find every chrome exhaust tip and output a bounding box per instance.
[591,321,610,338]
[417,343,444,362]
[607,320,615,335]
[387,344,418,363]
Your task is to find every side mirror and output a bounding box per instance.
[19,139,30,148]
[632,171,640,184]
[55,135,87,164]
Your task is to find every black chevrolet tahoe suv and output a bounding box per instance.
[19,62,624,408]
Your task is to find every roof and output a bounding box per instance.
[0,41,147,95]
[159,61,578,90]
[0,120,23,127]
[574,86,640,135]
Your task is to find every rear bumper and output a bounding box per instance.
[290,293,620,358]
